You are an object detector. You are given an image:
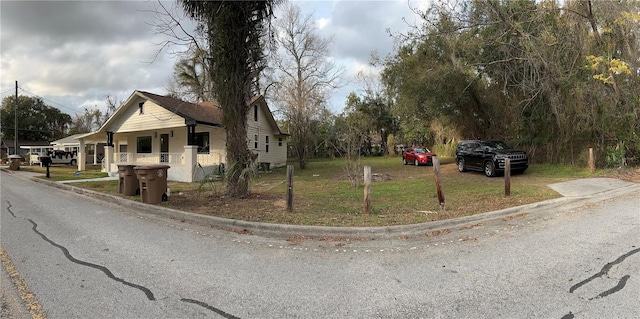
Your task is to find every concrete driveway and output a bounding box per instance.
[547,177,638,197]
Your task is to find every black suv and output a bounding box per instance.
[455,140,528,177]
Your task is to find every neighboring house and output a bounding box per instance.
[77,90,288,182]
[1,139,50,158]
[50,133,105,164]
[18,134,105,166]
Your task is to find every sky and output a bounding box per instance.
[0,0,427,118]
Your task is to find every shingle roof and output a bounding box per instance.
[136,91,223,127]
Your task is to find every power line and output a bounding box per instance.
[0,89,14,96]
[2,127,56,133]
[18,87,80,114]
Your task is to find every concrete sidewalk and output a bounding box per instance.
[57,176,118,184]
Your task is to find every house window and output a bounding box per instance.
[137,136,152,153]
[138,102,144,114]
[265,136,269,153]
[194,132,210,154]
[254,134,258,149]
[87,144,95,157]
[254,105,258,121]
[278,138,283,146]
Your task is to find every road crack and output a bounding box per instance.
[6,200,155,301]
[569,246,639,298]
[588,275,631,300]
[181,298,240,319]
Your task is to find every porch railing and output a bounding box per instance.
[114,152,184,165]
[112,152,225,166]
[197,152,224,166]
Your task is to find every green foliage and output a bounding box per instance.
[20,164,108,181]
[605,142,626,168]
[382,0,640,166]
[192,163,224,194]
[1,95,72,141]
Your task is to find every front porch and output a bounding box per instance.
[102,147,226,182]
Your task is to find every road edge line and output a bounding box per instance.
[0,244,50,319]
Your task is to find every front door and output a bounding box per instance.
[160,134,169,163]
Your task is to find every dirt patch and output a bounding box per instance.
[425,229,451,237]
[317,237,371,242]
[334,173,394,182]
[459,223,485,231]
[501,213,530,222]
[286,235,312,245]
[165,191,285,223]
[609,167,640,183]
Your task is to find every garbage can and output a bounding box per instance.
[133,164,170,204]
[8,155,22,171]
[117,164,139,196]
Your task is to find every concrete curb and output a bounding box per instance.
[16,170,640,240]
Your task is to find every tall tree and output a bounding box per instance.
[352,70,396,155]
[167,47,213,102]
[0,95,72,141]
[179,0,280,197]
[269,3,343,169]
[383,0,640,163]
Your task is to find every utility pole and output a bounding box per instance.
[14,81,19,155]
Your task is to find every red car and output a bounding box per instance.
[402,147,436,166]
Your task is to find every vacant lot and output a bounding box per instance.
[21,157,639,227]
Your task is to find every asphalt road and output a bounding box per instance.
[1,170,639,318]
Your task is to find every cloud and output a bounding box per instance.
[0,1,176,113]
[314,0,421,65]
[293,0,425,111]
[1,0,427,116]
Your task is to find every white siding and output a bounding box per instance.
[246,104,287,167]
[107,98,185,133]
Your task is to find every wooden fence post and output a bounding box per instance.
[286,165,294,213]
[588,148,595,173]
[433,156,445,210]
[504,157,511,197]
[364,165,372,216]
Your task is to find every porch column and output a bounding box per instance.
[78,139,86,171]
[93,144,98,164]
[106,131,114,147]
[184,145,198,183]
[187,124,197,145]
[104,145,114,174]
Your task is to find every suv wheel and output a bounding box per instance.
[484,161,496,177]
[70,159,77,166]
[457,158,466,172]
[402,157,407,165]
[414,159,419,166]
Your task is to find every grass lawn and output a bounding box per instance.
[19,164,108,181]
[18,156,623,227]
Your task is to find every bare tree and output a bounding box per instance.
[270,3,343,169]
[104,94,121,115]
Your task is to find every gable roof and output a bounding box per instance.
[50,133,86,146]
[90,90,288,139]
[136,91,223,127]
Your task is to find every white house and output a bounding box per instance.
[20,134,105,166]
[77,90,288,182]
